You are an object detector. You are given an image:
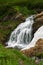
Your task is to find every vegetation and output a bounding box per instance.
[0,0,43,8]
[0,44,43,65]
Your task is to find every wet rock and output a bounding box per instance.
[33,12,43,34]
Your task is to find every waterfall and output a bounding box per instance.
[6,15,34,49]
[22,26,43,50]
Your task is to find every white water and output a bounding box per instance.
[6,16,34,49]
[22,26,43,50]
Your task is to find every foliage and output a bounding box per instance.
[0,44,43,65]
[0,0,43,8]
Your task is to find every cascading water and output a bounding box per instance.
[6,15,34,49]
[22,26,43,50]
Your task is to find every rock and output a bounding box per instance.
[21,47,35,57]
[34,12,43,19]
[35,39,43,47]
[35,39,43,53]
[21,39,43,57]
[33,11,43,34]
[35,58,40,65]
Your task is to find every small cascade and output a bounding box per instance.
[22,26,43,50]
[6,15,34,49]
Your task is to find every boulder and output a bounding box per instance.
[33,12,43,34]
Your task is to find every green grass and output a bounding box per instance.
[0,0,43,18]
[0,0,43,8]
[0,0,27,4]
[0,44,43,65]
[0,5,37,18]
[14,6,37,16]
[1,0,42,20]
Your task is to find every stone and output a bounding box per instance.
[33,11,43,34]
